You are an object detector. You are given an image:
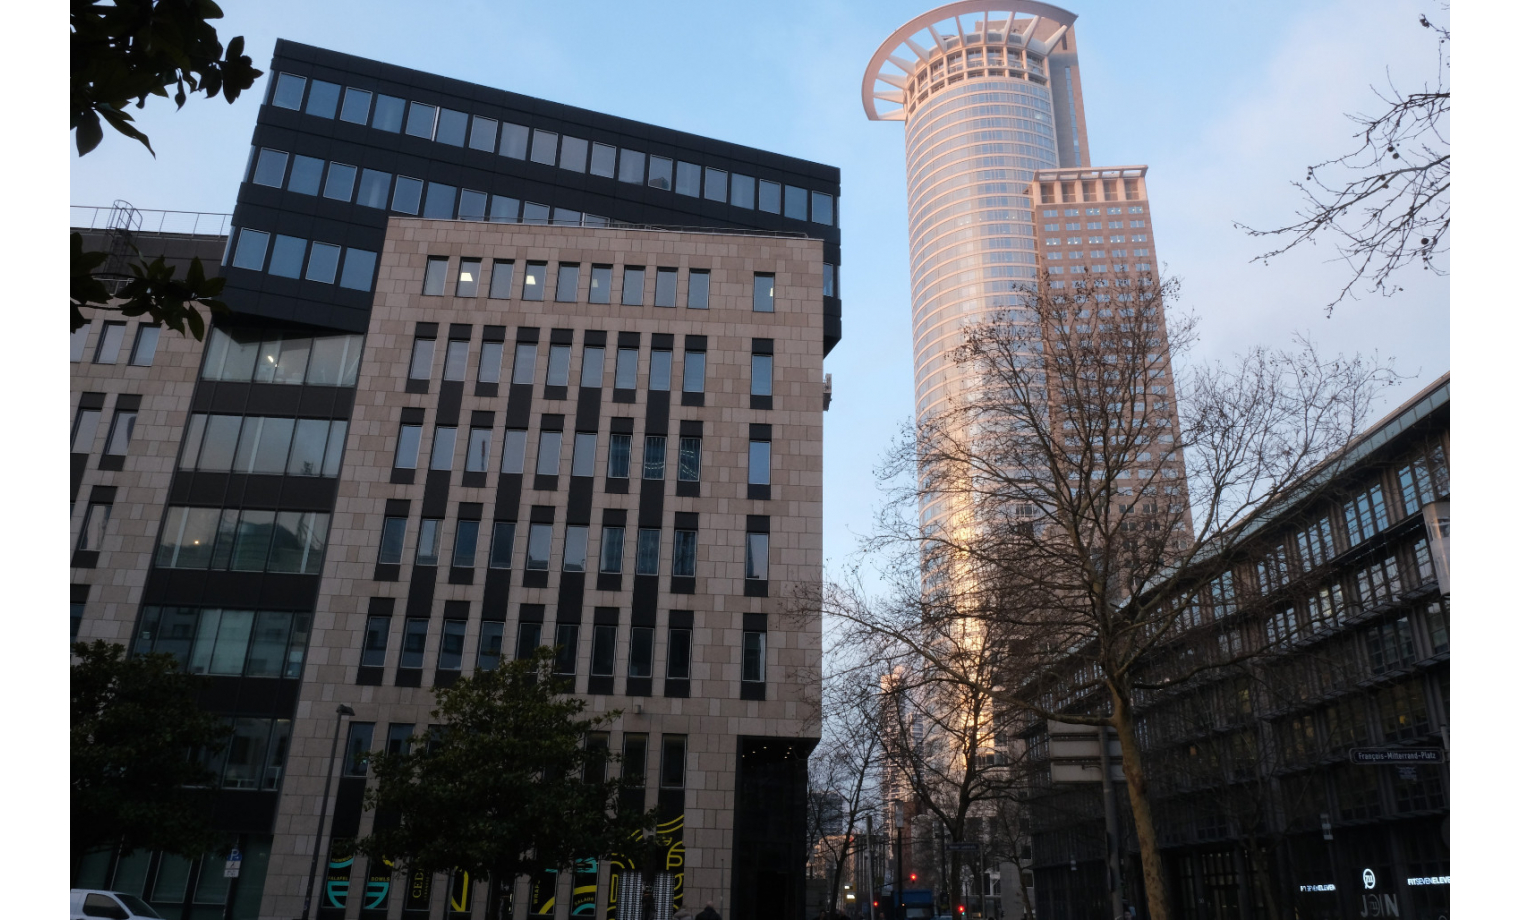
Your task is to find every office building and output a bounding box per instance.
[71,39,842,920]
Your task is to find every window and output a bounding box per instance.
[267,235,306,278]
[753,273,775,312]
[394,424,422,469]
[618,149,646,183]
[489,260,515,299]
[811,191,834,225]
[372,94,405,132]
[511,343,537,385]
[600,526,625,573]
[580,346,605,388]
[647,156,673,190]
[622,267,646,305]
[751,353,773,397]
[452,520,480,568]
[476,621,505,670]
[252,148,288,187]
[727,173,755,208]
[400,619,429,669]
[675,161,701,196]
[614,348,638,389]
[673,529,697,577]
[680,270,710,310]
[745,533,769,580]
[636,528,660,575]
[423,182,456,219]
[628,626,654,677]
[432,620,465,672]
[523,263,547,301]
[682,350,705,393]
[500,429,527,473]
[499,122,529,158]
[405,101,436,139]
[344,722,375,776]
[465,427,492,472]
[407,335,437,383]
[103,410,136,456]
[339,248,377,292]
[563,525,589,572]
[758,179,781,213]
[434,107,467,146]
[590,142,617,177]
[607,433,631,479]
[571,432,598,477]
[553,623,579,674]
[516,621,542,658]
[667,626,691,679]
[489,194,519,223]
[1344,484,1390,547]
[361,616,390,667]
[560,135,588,172]
[271,72,306,109]
[649,350,672,390]
[455,259,482,297]
[536,430,563,476]
[784,185,807,220]
[391,176,423,214]
[430,426,457,470]
[585,731,611,783]
[526,523,553,570]
[622,733,648,786]
[155,508,330,574]
[556,263,580,302]
[71,407,101,453]
[339,87,371,124]
[677,437,701,483]
[643,436,666,479]
[304,79,340,117]
[530,129,558,165]
[323,163,357,201]
[654,268,678,307]
[78,501,111,552]
[587,265,613,304]
[378,516,407,565]
[590,624,617,677]
[748,440,771,485]
[414,519,441,566]
[384,724,415,760]
[287,155,323,195]
[442,340,469,381]
[660,735,687,787]
[489,522,515,568]
[70,323,91,363]
[742,631,766,682]
[230,229,270,272]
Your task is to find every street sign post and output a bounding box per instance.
[947,843,980,854]
[224,848,243,879]
[1349,748,1445,765]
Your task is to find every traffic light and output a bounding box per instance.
[909,873,917,883]
[958,907,966,915]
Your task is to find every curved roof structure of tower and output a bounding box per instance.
[864,2,1089,427]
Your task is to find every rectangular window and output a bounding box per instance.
[452,520,480,568]
[614,348,638,389]
[339,248,376,292]
[438,619,466,670]
[271,72,306,109]
[476,621,505,670]
[563,525,589,572]
[667,627,691,679]
[618,149,645,184]
[753,273,775,312]
[636,528,661,576]
[442,340,469,381]
[560,136,588,172]
[500,429,527,473]
[323,162,357,201]
[590,142,617,177]
[511,343,536,385]
[599,526,625,573]
[649,350,672,390]
[622,267,645,305]
[305,79,340,117]
[555,263,580,302]
[353,168,390,211]
[344,722,375,776]
[71,407,101,453]
[654,268,678,307]
[78,501,111,552]
[783,185,807,220]
[103,410,136,456]
[673,530,697,578]
[378,516,407,565]
[400,619,429,669]
[588,624,617,677]
[456,259,482,297]
[660,735,687,788]
[1344,484,1391,546]
[811,191,834,225]
[547,344,572,385]
[391,176,423,214]
[252,148,288,187]
[628,626,654,677]
[488,521,515,569]
[571,432,598,477]
[429,426,457,470]
[622,733,648,785]
[554,623,580,674]
[742,631,766,682]
[385,724,415,758]
[536,430,563,476]
[414,519,441,566]
[422,255,449,296]
[702,167,728,202]
[745,533,769,580]
[678,437,701,482]
[588,265,613,304]
[731,173,755,208]
[339,87,371,124]
[647,156,673,190]
[435,108,467,146]
[516,621,542,658]
[758,180,781,213]
[405,101,436,139]
[372,94,405,132]
[423,182,456,219]
[585,731,611,783]
[823,264,837,297]
[361,616,390,668]
[523,262,547,301]
[70,323,91,363]
[394,424,422,470]
[488,260,515,299]
[682,350,705,393]
[489,194,519,223]
[674,161,701,196]
[607,433,631,479]
[499,122,530,159]
[530,129,558,165]
[751,354,773,396]
[464,427,492,472]
[526,523,553,570]
[687,270,710,309]
[522,200,548,224]
[231,230,270,272]
[748,440,771,485]
[643,436,666,479]
[580,346,605,387]
[287,155,323,195]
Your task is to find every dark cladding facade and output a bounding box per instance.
[70,40,840,920]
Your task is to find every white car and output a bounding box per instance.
[69,890,164,920]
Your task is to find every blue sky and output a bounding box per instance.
[69,0,1452,580]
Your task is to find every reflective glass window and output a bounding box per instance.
[373,94,405,132]
[465,427,491,472]
[675,161,701,196]
[560,135,588,172]
[435,108,467,146]
[287,155,323,195]
[356,169,390,209]
[682,351,705,393]
[451,522,479,569]
[758,180,781,213]
[523,263,547,301]
[730,173,755,208]
[511,344,536,385]
[649,350,672,391]
[443,340,469,380]
[405,101,436,139]
[530,129,558,165]
[563,526,589,572]
[500,122,530,159]
[636,529,661,576]
[572,432,597,477]
[129,325,160,366]
[607,434,631,479]
[305,242,340,283]
[252,148,288,187]
[622,267,645,305]
[430,426,457,470]
[811,190,834,225]
[458,189,488,221]
[600,527,624,573]
[590,143,617,177]
[526,523,553,570]
[556,264,580,302]
[394,424,422,469]
[704,168,727,202]
[580,346,604,387]
[456,259,482,297]
[415,519,441,566]
[522,201,550,225]
[392,176,423,214]
[478,342,503,383]
[751,354,772,396]
[784,185,807,220]
[488,522,515,568]
[643,436,666,479]
[536,430,562,476]
[305,80,340,118]
[753,273,775,312]
[271,72,306,110]
[489,260,515,299]
[614,348,638,389]
[339,87,371,124]
[423,182,456,219]
[648,156,673,190]
[687,270,710,309]
[654,268,678,307]
[339,248,377,291]
[469,115,498,152]
[589,265,612,303]
[489,195,520,223]
[231,230,269,271]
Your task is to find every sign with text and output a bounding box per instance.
[1350,748,1445,765]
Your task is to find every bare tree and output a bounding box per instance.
[807,654,885,918]
[828,270,1399,920]
[1238,11,1449,311]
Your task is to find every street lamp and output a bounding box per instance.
[302,704,355,920]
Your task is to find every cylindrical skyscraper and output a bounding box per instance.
[864,2,1089,427]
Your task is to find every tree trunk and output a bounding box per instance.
[1109,685,1169,920]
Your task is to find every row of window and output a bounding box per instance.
[408,331,774,397]
[1042,206,1147,217]
[179,415,347,477]
[227,227,377,291]
[379,513,770,580]
[155,507,330,574]
[200,328,365,386]
[134,606,311,679]
[266,71,837,225]
[71,404,136,456]
[1046,248,1150,260]
[1047,234,1150,247]
[70,320,160,366]
[359,612,767,686]
[1043,220,1147,232]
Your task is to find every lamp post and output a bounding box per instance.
[301,704,355,920]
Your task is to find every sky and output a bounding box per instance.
[68,0,1452,584]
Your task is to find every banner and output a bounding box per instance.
[530,867,558,915]
[571,859,599,916]
[402,867,432,916]
[359,856,394,919]
[317,838,354,920]
[449,868,474,917]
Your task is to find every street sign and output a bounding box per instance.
[947,843,981,854]
[224,848,243,879]
[1349,747,1445,765]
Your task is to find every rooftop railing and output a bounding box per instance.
[71,204,232,238]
